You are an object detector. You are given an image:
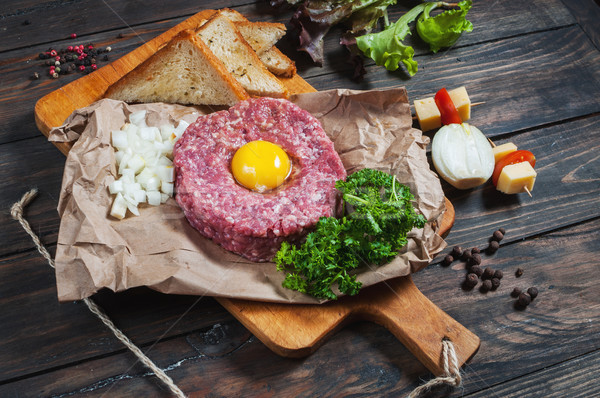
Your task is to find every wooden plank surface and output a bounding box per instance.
[1,0,600,396]
[1,219,598,396]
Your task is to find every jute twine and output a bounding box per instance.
[10,189,186,398]
[11,188,462,397]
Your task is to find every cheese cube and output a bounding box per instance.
[496,161,537,194]
[448,86,471,122]
[492,142,518,163]
[414,97,441,132]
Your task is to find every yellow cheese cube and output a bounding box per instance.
[414,97,441,132]
[496,161,537,194]
[492,142,518,163]
[448,86,471,122]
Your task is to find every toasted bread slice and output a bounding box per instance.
[259,47,296,78]
[105,30,249,106]
[235,21,286,55]
[215,8,296,78]
[196,12,288,98]
[218,8,247,23]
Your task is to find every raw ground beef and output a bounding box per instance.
[173,97,346,262]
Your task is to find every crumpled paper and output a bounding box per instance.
[49,88,447,304]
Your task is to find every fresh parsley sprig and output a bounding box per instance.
[275,168,426,300]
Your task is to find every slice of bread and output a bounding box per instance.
[218,8,247,23]
[105,30,249,106]
[213,8,296,78]
[235,21,286,55]
[196,13,289,98]
[259,47,297,78]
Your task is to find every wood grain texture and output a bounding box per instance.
[1,1,599,396]
[1,219,597,397]
[467,349,600,398]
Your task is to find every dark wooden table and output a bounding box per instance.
[2,1,599,396]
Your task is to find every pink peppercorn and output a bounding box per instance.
[50,49,57,57]
[71,33,77,39]
[67,45,74,52]
[91,64,97,70]
[55,56,61,61]
[88,45,94,50]
[79,65,85,71]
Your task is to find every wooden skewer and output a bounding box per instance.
[488,137,496,147]
[411,101,486,119]
[524,186,533,197]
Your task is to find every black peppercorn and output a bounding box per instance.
[443,254,454,266]
[492,230,504,242]
[462,249,472,261]
[482,267,495,280]
[469,253,482,266]
[491,278,500,290]
[451,246,463,258]
[494,270,503,279]
[471,247,480,254]
[518,292,531,307]
[511,287,522,298]
[103,54,109,61]
[463,273,478,290]
[498,228,506,235]
[471,265,483,277]
[39,52,49,60]
[515,268,524,277]
[487,240,499,254]
[480,279,492,292]
[23,19,31,25]
[527,287,538,300]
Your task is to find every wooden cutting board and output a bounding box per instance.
[35,9,479,376]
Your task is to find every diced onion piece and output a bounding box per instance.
[431,123,495,189]
[160,124,175,141]
[145,176,161,191]
[147,191,162,206]
[109,113,188,218]
[112,130,128,149]
[156,165,174,183]
[173,120,189,139]
[129,110,147,127]
[161,181,174,196]
[127,154,145,175]
[110,193,128,219]
[108,180,124,194]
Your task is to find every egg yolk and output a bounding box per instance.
[231,140,291,192]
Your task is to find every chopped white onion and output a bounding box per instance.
[108,111,190,219]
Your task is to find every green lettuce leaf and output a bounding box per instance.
[355,2,442,76]
[417,0,473,53]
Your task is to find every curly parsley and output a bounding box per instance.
[275,168,426,300]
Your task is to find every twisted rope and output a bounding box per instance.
[11,189,186,398]
[407,339,462,398]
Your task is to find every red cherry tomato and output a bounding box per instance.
[434,88,462,125]
[492,150,536,186]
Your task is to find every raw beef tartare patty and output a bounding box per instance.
[173,97,346,262]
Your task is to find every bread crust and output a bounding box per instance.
[104,30,249,105]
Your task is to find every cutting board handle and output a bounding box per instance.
[351,276,480,375]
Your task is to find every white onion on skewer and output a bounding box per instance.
[109,115,190,219]
[431,123,494,190]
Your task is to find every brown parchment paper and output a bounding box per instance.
[49,88,446,303]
